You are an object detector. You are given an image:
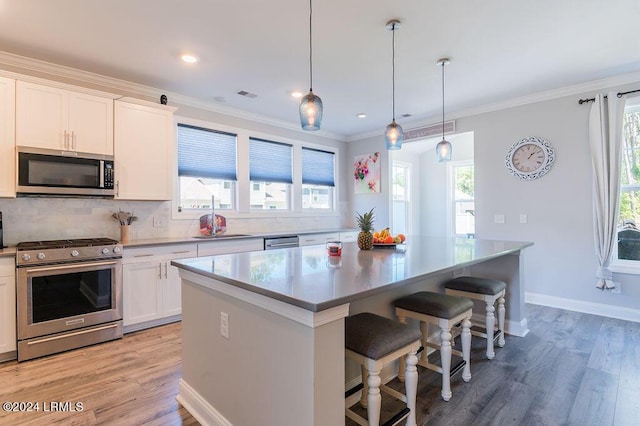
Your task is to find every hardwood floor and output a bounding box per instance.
[1,304,639,425]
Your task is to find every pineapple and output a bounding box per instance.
[355,208,375,250]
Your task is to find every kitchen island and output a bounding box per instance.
[172,237,532,426]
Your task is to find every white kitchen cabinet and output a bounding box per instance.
[298,232,340,247]
[122,243,197,332]
[0,258,16,360]
[339,231,359,243]
[197,238,264,256]
[114,98,176,201]
[16,80,114,155]
[0,77,15,198]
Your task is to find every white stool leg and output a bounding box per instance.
[419,321,429,364]
[498,294,506,347]
[461,318,472,382]
[397,314,407,382]
[360,365,368,407]
[366,369,382,426]
[440,328,452,401]
[404,350,419,426]
[485,302,496,359]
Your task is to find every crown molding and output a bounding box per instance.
[347,70,640,142]
[0,51,344,142]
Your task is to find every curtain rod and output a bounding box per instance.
[578,89,640,105]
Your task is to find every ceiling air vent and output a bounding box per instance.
[236,90,258,99]
[403,120,455,141]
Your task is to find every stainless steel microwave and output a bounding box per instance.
[17,146,115,197]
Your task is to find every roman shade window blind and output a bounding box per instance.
[177,123,237,181]
[249,137,293,184]
[302,147,335,187]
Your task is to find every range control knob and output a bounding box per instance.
[71,250,80,257]
[21,253,31,261]
[113,246,121,254]
[102,247,110,255]
[37,253,46,260]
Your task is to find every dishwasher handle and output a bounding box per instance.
[264,236,299,250]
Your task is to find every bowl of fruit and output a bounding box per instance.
[372,227,406,248]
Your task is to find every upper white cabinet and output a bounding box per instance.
[0,77,15,198]
[16,80,114,155]
[114,98,176,200]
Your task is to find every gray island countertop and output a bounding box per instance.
[172,237,533,312]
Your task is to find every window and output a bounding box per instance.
[302,147,335,209]
[249,137,292,210]
[452,162,475,237]
[391,163,409,234]
[617,100,640,261]
[177,123,237,211]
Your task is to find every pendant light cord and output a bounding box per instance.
[391,23,396,121]
[309,0,313,92]
[441,60,445,139]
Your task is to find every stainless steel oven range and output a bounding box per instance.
[16,238,123,361]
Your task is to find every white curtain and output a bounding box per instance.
[589,92,625,289]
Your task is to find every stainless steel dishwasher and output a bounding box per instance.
[263,235,299,250]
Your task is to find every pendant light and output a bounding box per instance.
[384,20,403,150]
[436,58,452,161]
[299,0,323,131]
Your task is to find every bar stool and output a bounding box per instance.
[393,292,473,402]
[345,312,422,426]
[444,276,506,359]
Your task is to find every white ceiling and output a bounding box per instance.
[0,0,638,140]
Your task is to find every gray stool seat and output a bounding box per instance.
[394,291,473,319]
[393,291,473,402]
[346,312,422,360]
[444,276,507,360]
[345,312,421,425]
[445,276,506,295]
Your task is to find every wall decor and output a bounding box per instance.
[354,152,381,193]
[505,136,555,180]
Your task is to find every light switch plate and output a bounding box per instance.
[494,214,505,224]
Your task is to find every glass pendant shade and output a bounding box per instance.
[385,120,404,150]
[299,90,323,131]
[436,138,452,162]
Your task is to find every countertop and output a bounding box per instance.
[123,228,358,248]
[172,237,533,312]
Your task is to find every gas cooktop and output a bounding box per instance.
[16,238,119,251]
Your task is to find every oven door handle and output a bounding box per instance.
[23,260,119,274]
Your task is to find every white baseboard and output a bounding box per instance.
[176,379,232,426]
[469,312,529,338]
[525,292,640,323]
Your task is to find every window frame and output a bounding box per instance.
[611,97,640,274]
[172,115,340,220]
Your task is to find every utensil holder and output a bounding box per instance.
[120,225,130,243]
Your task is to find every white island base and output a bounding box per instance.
[176,269,349,426]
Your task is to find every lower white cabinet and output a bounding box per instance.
[197,238,263,256]
[339,231,359,243]
[122,244,197,331]
[0,258,16,359]
[298,232,340,247]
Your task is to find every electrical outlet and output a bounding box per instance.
[494,214,505,224]
[153,216,167,227]
[519,214,528,224]
[611,283,622,294]
[220,312,229,339]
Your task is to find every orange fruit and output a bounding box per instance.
[397,234,406,242]
[384,236,394,243]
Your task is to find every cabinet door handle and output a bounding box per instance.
[158,264,162,279]
[172,250,191,254]
[133,254,154,257]
[63,130,68,149]
[116,181,120,197]
[164,262,168,279]
[71,131,76,150]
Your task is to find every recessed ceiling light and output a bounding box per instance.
[181,54,198,63]
[291,91,303,99]
[356,113,367,118]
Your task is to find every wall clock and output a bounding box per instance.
[505,136,555,180]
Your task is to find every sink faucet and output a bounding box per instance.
[211,195,217,236]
